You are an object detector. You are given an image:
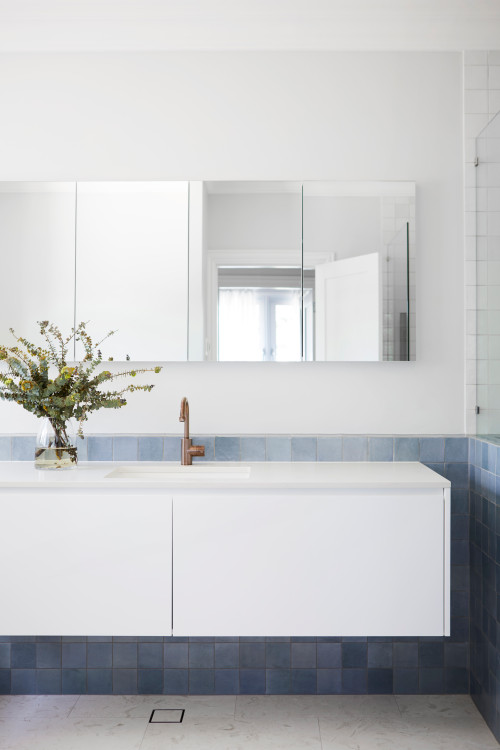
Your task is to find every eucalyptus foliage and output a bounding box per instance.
[0,321,162,438]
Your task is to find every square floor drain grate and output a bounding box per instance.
[149,709,185,724]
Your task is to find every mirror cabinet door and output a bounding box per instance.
[302,182,415,362]
[189,181,303,362]
[0,182,76,349]
[75,182,189,361]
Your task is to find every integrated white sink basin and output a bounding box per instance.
[105,464,252,482]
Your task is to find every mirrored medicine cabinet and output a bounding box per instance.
[0,180,415,362]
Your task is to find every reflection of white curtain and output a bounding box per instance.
[218,289,263,361]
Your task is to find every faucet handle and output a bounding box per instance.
[189,444,205,459]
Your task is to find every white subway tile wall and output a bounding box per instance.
[464,51,500,435]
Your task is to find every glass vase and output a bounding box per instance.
[35,418,78,470]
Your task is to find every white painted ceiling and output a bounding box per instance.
[0,0,499,52]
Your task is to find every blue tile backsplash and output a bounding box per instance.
[3,430,499,737]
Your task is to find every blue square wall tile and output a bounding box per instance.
[342,669,367,694]
[164,437,181,461]
[369,438,393,462]
[113,436,138,461]
[240,437,266,461]
[445,463,469,489]
[0,644,10,668]
[393,643,418,668]
[164,643,188,668]
[113,643,137,668]
[62,668,86,694]
[367,643,392,668]
[317,669,341,694]
[367,669,393,694]
[87,669,113,694]
[419,438,445,463]
[266,643,290,669]
[445,667,468,693]
[12,436,36,461]
[36,669,61,694]
[215,643,239,668]
[240,669,266,694]
[87,436,113,461]
[395,438,419,461]
[317,437,342,462]
[138,437,163,461]
[342,643,367,668]
[444,438,468,463]
[192,436,214,461]
[76,436,88,460]
[394,668,418,694]
[189,669,215,694]
[62,643,86,668]
[266,669,291,694]
[215,669,239,695]
[291,643,316,668]
[488,443,497,473]
[215,437,240,461]
[163,668,188,694]
[317,643,341,669]
[291,669,317,694]
[113,669,137,694]
[0,670,11,694]
[343,437,368,461]
[138,643,163,669]
[291,437,317,462]
[138,670,163,694]
[266,437,291,461]
[36,643,61,668]
[189,643,214,668]
[444,643,468,668]
[419,642,443,668]
[0,437,11,460]
[11,644,35,669]
[11,669,36,694]
[240,643,265,668]
[419,668,444,694]
[87,643,112,668]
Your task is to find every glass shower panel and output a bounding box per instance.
[476,112,500,435]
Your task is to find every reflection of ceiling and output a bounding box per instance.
[0,1,498,52]
[205,181,415,197]
[205,181,302,195]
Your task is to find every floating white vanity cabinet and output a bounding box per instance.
[0,462,449,638]
[172,487,449,637]
[0,488,172,636]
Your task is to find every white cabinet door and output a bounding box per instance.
[75,181,189,361]
[0,490,172,636]
[173,489,447,637]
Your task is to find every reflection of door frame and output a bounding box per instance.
[206,249,302,361]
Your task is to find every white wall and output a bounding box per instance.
[0,51,463,435]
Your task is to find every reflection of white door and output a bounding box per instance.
[315,252,382,361]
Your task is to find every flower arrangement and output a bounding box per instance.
[0,321,161,465]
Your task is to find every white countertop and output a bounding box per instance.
[0,461,450,490]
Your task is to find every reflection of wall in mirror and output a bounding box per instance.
[381,197,415,361]
[205,187,301,361]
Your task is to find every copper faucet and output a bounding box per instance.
[179,397,205,465]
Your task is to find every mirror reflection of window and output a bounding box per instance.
[217,267,301,361]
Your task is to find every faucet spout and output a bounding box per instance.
[179,396,189,439]
[179,397,205,465]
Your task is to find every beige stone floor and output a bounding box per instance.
[0,694,497,749]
